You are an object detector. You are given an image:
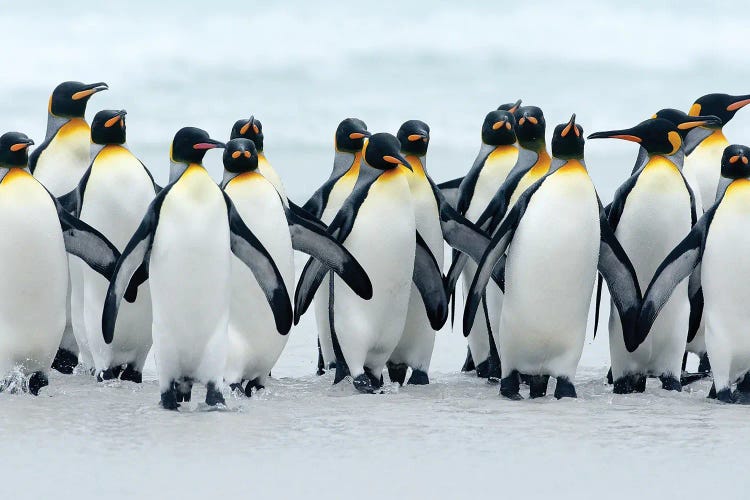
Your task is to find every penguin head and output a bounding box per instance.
[91,110,127,145]
[230,116,264,151]
[689,93,750,127]
[363,133,412,171]
[551,114,584,160]
[652,109,722,139]
[481,110,517,146]
[49,81,108,118]
[514,106,546,150]
[497,99,522,113]
[335,118,370,153]
[721,144,750,180]
[397,120,430,156]
[170,127,225,164]
[588,118,696,156]
[223,138,259,174]
[0,132,34,168]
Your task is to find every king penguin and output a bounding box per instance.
[0,131,120,395]
[637,144,750,403]
[463,115,641,399]
[30,80,108,375]
[294,133,447,393]
[102,127,294,410]
[588,117,711,393]
[59,109,159,383]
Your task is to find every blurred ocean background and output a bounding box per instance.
[3,2,750,498]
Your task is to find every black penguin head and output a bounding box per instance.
[48,81,108,118]
[497,99,522,113]
[588,118,689,156]
[551,114,584,160]
[397,120,430,156]
[223,138,259,174]
[230,116,264,151]
[514,106,546,150]
[481,110,517,146]
[335,118,370,153]
[721,144,750,180]
[170,127,225,164]
[652,108,722,139]
[363,133,412,171]
[689,93,750,127]
[0,132,34,168]
[91,110,127,145]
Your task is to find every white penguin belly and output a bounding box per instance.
[0,171,68,375]
[33,119,91,196]
[333,170,416,377]
[702,181,750,387]
[149,167,230,384]
[223,173,294,384]
[609,157,691,378]
[79,146,155,372]
[499,165,599,378]
[683,132,728,209]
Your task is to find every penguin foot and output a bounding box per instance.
[316,367,326,376]
[680,371,707,386]
[175,379,193,403]
[97,365,123,382]
[500,371,522,400]
[229,382,244,394]
[120,364,142,384]
[659,375,682,392]
[328,362,337,370]
[205,382,225,406]
[707,383,717,399]
[554,377,577,399]
[732,390,750,405]
[333,362,350,385]
[51,348,78,375]
[528,375,550,398]
[461,347,475,372]
[487,355,501,384]
[244,378,264,398]
[161,387,180,410]
[519,374,532,386]
[352,374,375,394]
[28,371,49,396]
[407,369,429,385]
[387,362,408,386]
[364,367,383,389]
[316,345,326,376]
[716,388,735,404]
[606,367,613,385]
[633,374,647,393]
[475,358,490,378]
[613,376,634,394]
[736,372,750,392]
[698,353,711,374]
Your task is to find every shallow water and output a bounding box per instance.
[2,1,750,498]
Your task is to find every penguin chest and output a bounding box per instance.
[683,131,728,206]
[509,151,551,208]
[407,168,443,263]
[0,171,67,370]
[33,119,91,195]
[503,165,599,340]
[465,146,519,221]
[321,165,359,224]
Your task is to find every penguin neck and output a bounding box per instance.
[716,176,735,203]
[684,127,717,156]
[90,142,107,160]
[170,160,196,183]
[549,157,585,173]
[0,166,11,182]
[519,139,547,155]
[45,113,71,140]
[332,150,360,178]
[405,154,426,176]
[222,168,255,188]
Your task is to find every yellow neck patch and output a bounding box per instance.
[528,149,552,178]
[556,160,587,175]
[2,167,33,185]
[725,178,750,198]
[702,129,728,148]
[227,170,263,187]
[406,154,426,177]
[57,118,90,140]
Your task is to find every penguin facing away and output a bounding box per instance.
[588,117,710,394]
[102,127,293,410]
[0,132,120,395]
[30,80,109,375]
[60,109,160,383]
[637,144,750,403]
[463,115,641,400]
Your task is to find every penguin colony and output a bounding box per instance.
[1,82,749,408]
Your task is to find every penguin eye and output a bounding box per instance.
[231,151,242,159]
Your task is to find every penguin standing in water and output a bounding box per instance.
[0,132,120,395]
[59,110,159,383]
[294,133,447,393]
[637,145,750,403]
[221,138,371,396]
[463,115,641,399]
[589,117,713,393]
[103,127,293,410]
[30,81,108,374]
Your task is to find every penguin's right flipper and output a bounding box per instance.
[687,265,703,343]
[302,173,346,219]
[413,231,449,330]
[436,177,463,210]
[56,164,93,217]
[224,193,293,335]
[636,208,717,351]
[57,190,78,214]
[605,167,643,232]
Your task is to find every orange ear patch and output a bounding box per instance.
[492,122,504,130]
[526,116,539,125]
[518,117,526,126]
[561,123,572,137]
[244,151,251,158]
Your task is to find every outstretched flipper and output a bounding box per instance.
[288,201,328,231]
[225,193,293,335]
[437,177,463,210]
[413,231,449,330]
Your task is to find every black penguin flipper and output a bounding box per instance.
[436,176,463,210]
[687,265,703,344]
[27,134,54,174]
[593,274,603,338]
[224,193,293,335]
[606,167,643,232]
[302,172,346,219]
[286,204,372,300]
[637,209,716,351]
[413,231,448,330]
[288,201,328,231]
[293,257,327,324]
[445,252,468,304]
[138,158,162,195]
[102,185,172,344]
[57,190,79,214]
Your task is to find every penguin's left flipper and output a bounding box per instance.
[687,266,703,343]
[286,203,372,300]
[57,190,78,214]
[636,206,717,352]
[413,231,449,330]
[224,193,293,335]
[53,195,120,280]
[288,201,328,231]
[436,176,463,210]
